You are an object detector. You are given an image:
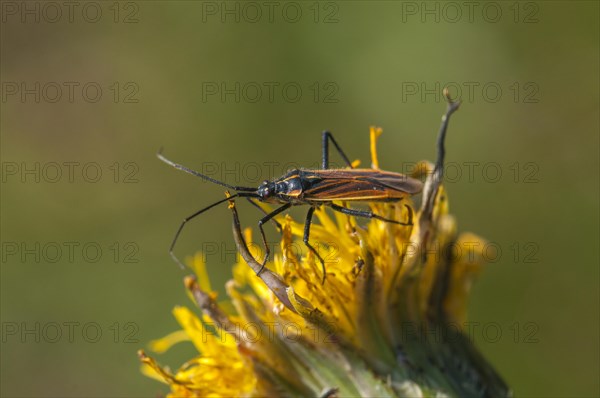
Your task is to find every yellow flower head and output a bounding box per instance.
[141,97,511,398]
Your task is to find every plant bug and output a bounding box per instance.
[158,93,460,284]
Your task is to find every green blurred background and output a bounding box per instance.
[1,1,598,397]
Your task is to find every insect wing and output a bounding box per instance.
[302,169,423,201]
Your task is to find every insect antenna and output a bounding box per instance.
[157,148,257,192]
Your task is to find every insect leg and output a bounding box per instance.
[303,206,328,284]
[257,203,292,274]
[246,197,282,232]
[169,194,242,270]
[329,203,414,226]
[322,131,353,169]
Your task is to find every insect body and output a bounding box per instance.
[159,132,420,284]
[159,96,460,284]
[258,168,422,204]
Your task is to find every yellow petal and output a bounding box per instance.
[149,329,190,354]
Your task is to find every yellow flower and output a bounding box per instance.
[140,97,511,397]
